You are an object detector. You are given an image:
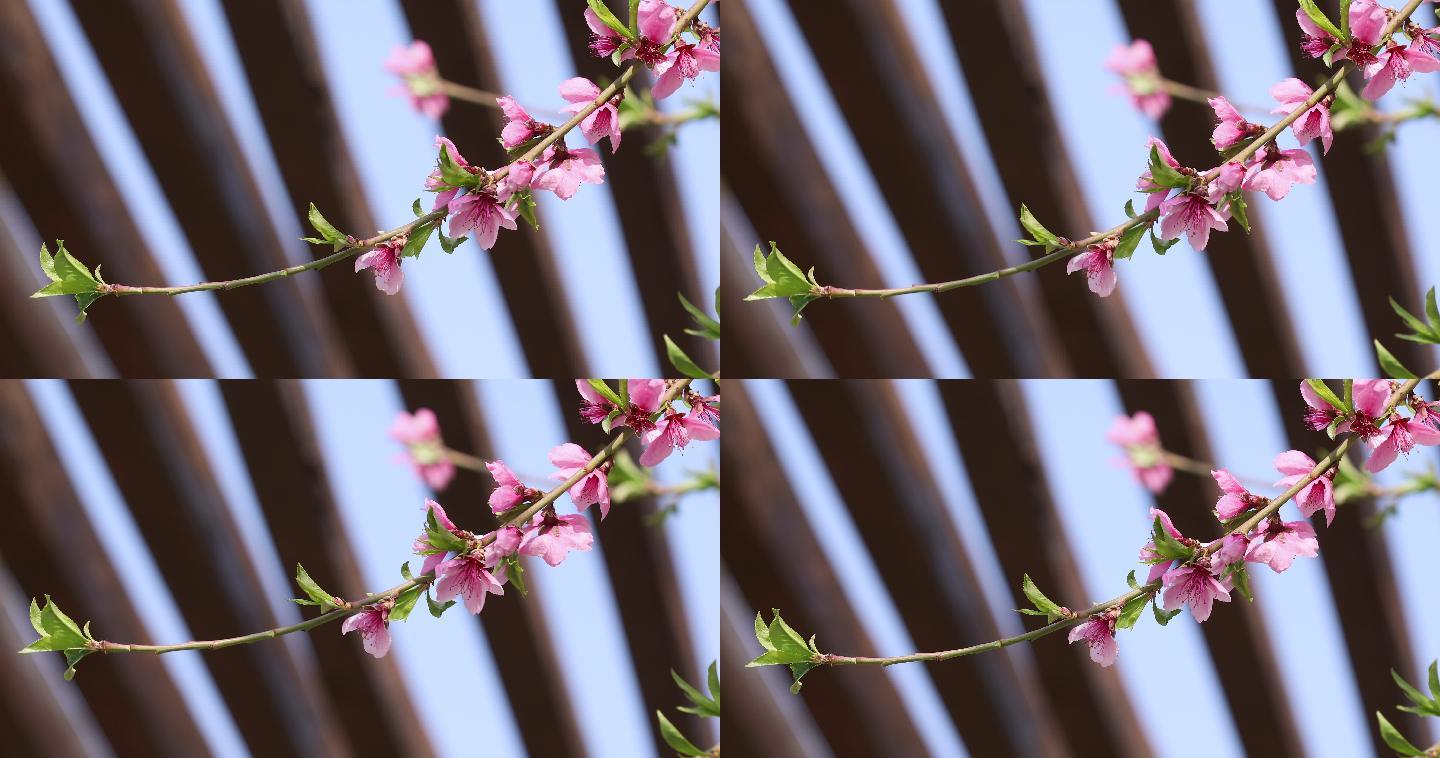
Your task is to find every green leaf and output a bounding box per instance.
[438,229,468,254]
[400,562,414,581]
[665,335,712,379]
[1112,223,1147,262]
[1428,660,1439,704]
[1150,517,1195,561]
[511,190,540,231]
[1228,563,1253,603]
[587,0,634,40]
[1152,599,1182,626]
[1299,0,1345,43]
[1147,146,1190,189]
[436,144,478,189]
[62,648,93,680]
[629,0,642,35]
[586,379,626,408]
[748,610,819,671]
[389,586,423,622]
[401,222,434,259]
[293,564,341,609]
[1123,199,1138,218]
[1150,228,1180,255]
[1114,594,1148,631]
[426,590,456,619]
[425,509,469,553]
[745,242,815,302]
[1390,297,1436,340]
[20,596,90,654]
[788,294,818,325]
[1374,340,1417,379]
[706,660,720,712]
[1225,192,1250,234]
[671,668,720,718]
[1018,204,1061,247]
[1306,379,1347,414]
[1426,288,1439,335]
[32,241,101,298]
[655,711,706,756]
[504,555,527,597]
[411,198,423,217]
[1125,570,1139,589]
[1019,574,1067,623]
[307,203,347,248]
[1375,712,1424,756]
[1339,0,1353,39]
[678,292,720,340]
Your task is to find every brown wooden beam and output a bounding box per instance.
[1114,0,1307,378]
[724,0,931,377]
[67,0,350,377]
[217,381,433,758]
[67,381,350,757]
[394,379,589,758]
[786,380,1067,755]
[943,0,1154,377]
[0,0,211,377]
[1114,381,1305,757]
[938,381,1153,758]
[216,0,437,378]
[398,0,588,378]
[0,382,211,757]
[1267,0,1427,371]
[723,382,931,756]
[779,0,1065,377]
[555,0,711,367]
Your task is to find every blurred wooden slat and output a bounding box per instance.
[217,381,434,758]
[217,0,437,378]
[395,379,589,758]
[1270,380,1422,752]
[1115,0,1307,378]
[0,382,212,758]
[725,0,931,377]
[555,1,711,367]
[0,560,93,758]
[943,0,1153,377]
[724,383,931,756]
[1268,0,1427,372]
[67,0,350,377]
[939,381,1152,758]
[67,381,351,757]
[779,0,1064,377]
[0,0,212,378]
[548,378,708,754]
[398,0,588,378]
[0,195,92,378]
[787,380,1067,756]
[1114,381,1305,757]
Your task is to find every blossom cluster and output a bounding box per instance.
[1073,379,1438,667]
[362,1,719,295]
[1071,1,1440,298]
[348,379,720,657]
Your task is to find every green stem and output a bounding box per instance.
[821,372,1434,668]
[95,379,693,656]
[815,0,1425,302]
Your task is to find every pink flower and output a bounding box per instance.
[447,188,517,249]
[1300,381,1340,431]
[1367,416,1440,473]
[341,605,392,658]
[1106,39,1170,119]
[1270,78,1333,154]
[1336,0,1389,67]
[1245,517,1319,573]
[1209,96,1254,150]
[486,460,531,514]
[583,7,626,58]
[385,41,448,118]
[519,510,594,567]
[355,237,405,296]
[1211,533,1248,567]
[1212,469,1263,521]
[413,499,461,576]
[1362,40,1440,100]
[497,96,549,149]
[533,145,606,200]
[577,380,619,424]
[1107,412,1172,493]
[485,525,523,565]
[1139,508,1185,583]
[1205,161,1245,204]
[621,379,669,434]
[1067,611,1118,667]
[687,390,720,427]
[435,553,505,614]
[1161,561,1231,622]
[1066,238,1118,298]
[1295,9,1337,58]
[641,406,720,467]
[653,40,720,100]
[1136,138,1182,212]
[549,442,611,519]
[390,409,454,490]
[629,0,680,68]
[559,77,623,153]
[497,160,536,200]
[1159,191,1226,250]
[1242,146,1316,202]
[1273,450,1337,525]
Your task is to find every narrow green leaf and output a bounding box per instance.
[307,203,346,246]
[504,555,527,597]
[1390,297,1435,340]
[587,0,633,40]
[1115,594,1148,630]
[1150,228,1180,255]
[294,564,340,609]
[1375,712,1424,756]
[401,222,434,259]
[1339,0,1353,39]
[1020,574,1066,622]
[670,669,720,717]
[426,590,456,618]
[425,509,469,553]
[665,335,711,379]
[1113,223,1146,261]
[1125,570,1139,589]
[678,292,720,340]
[706,660,720,712]
[411,198,423,216]
[1428,660,1440,704]
[1147,146,1190,189]
[1018,204,1060,246]
[1425,288,1439,334]
[1152,599,1182,626]
[586,379,626,408]
[389,586,423,622]
[1306,379,1347,413]
[1374,340,1417,379]
[437,230,468,254]
[1299,0,1345,42]
[31,242,100,298]
[655,711,706,756]
[1151,517,1195,561]
[1391,669,1434,711]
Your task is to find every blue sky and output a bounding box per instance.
[17,378,719,758]
[15,0,718,378]
[744,0,1440,378]
[744,378,1440,758]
